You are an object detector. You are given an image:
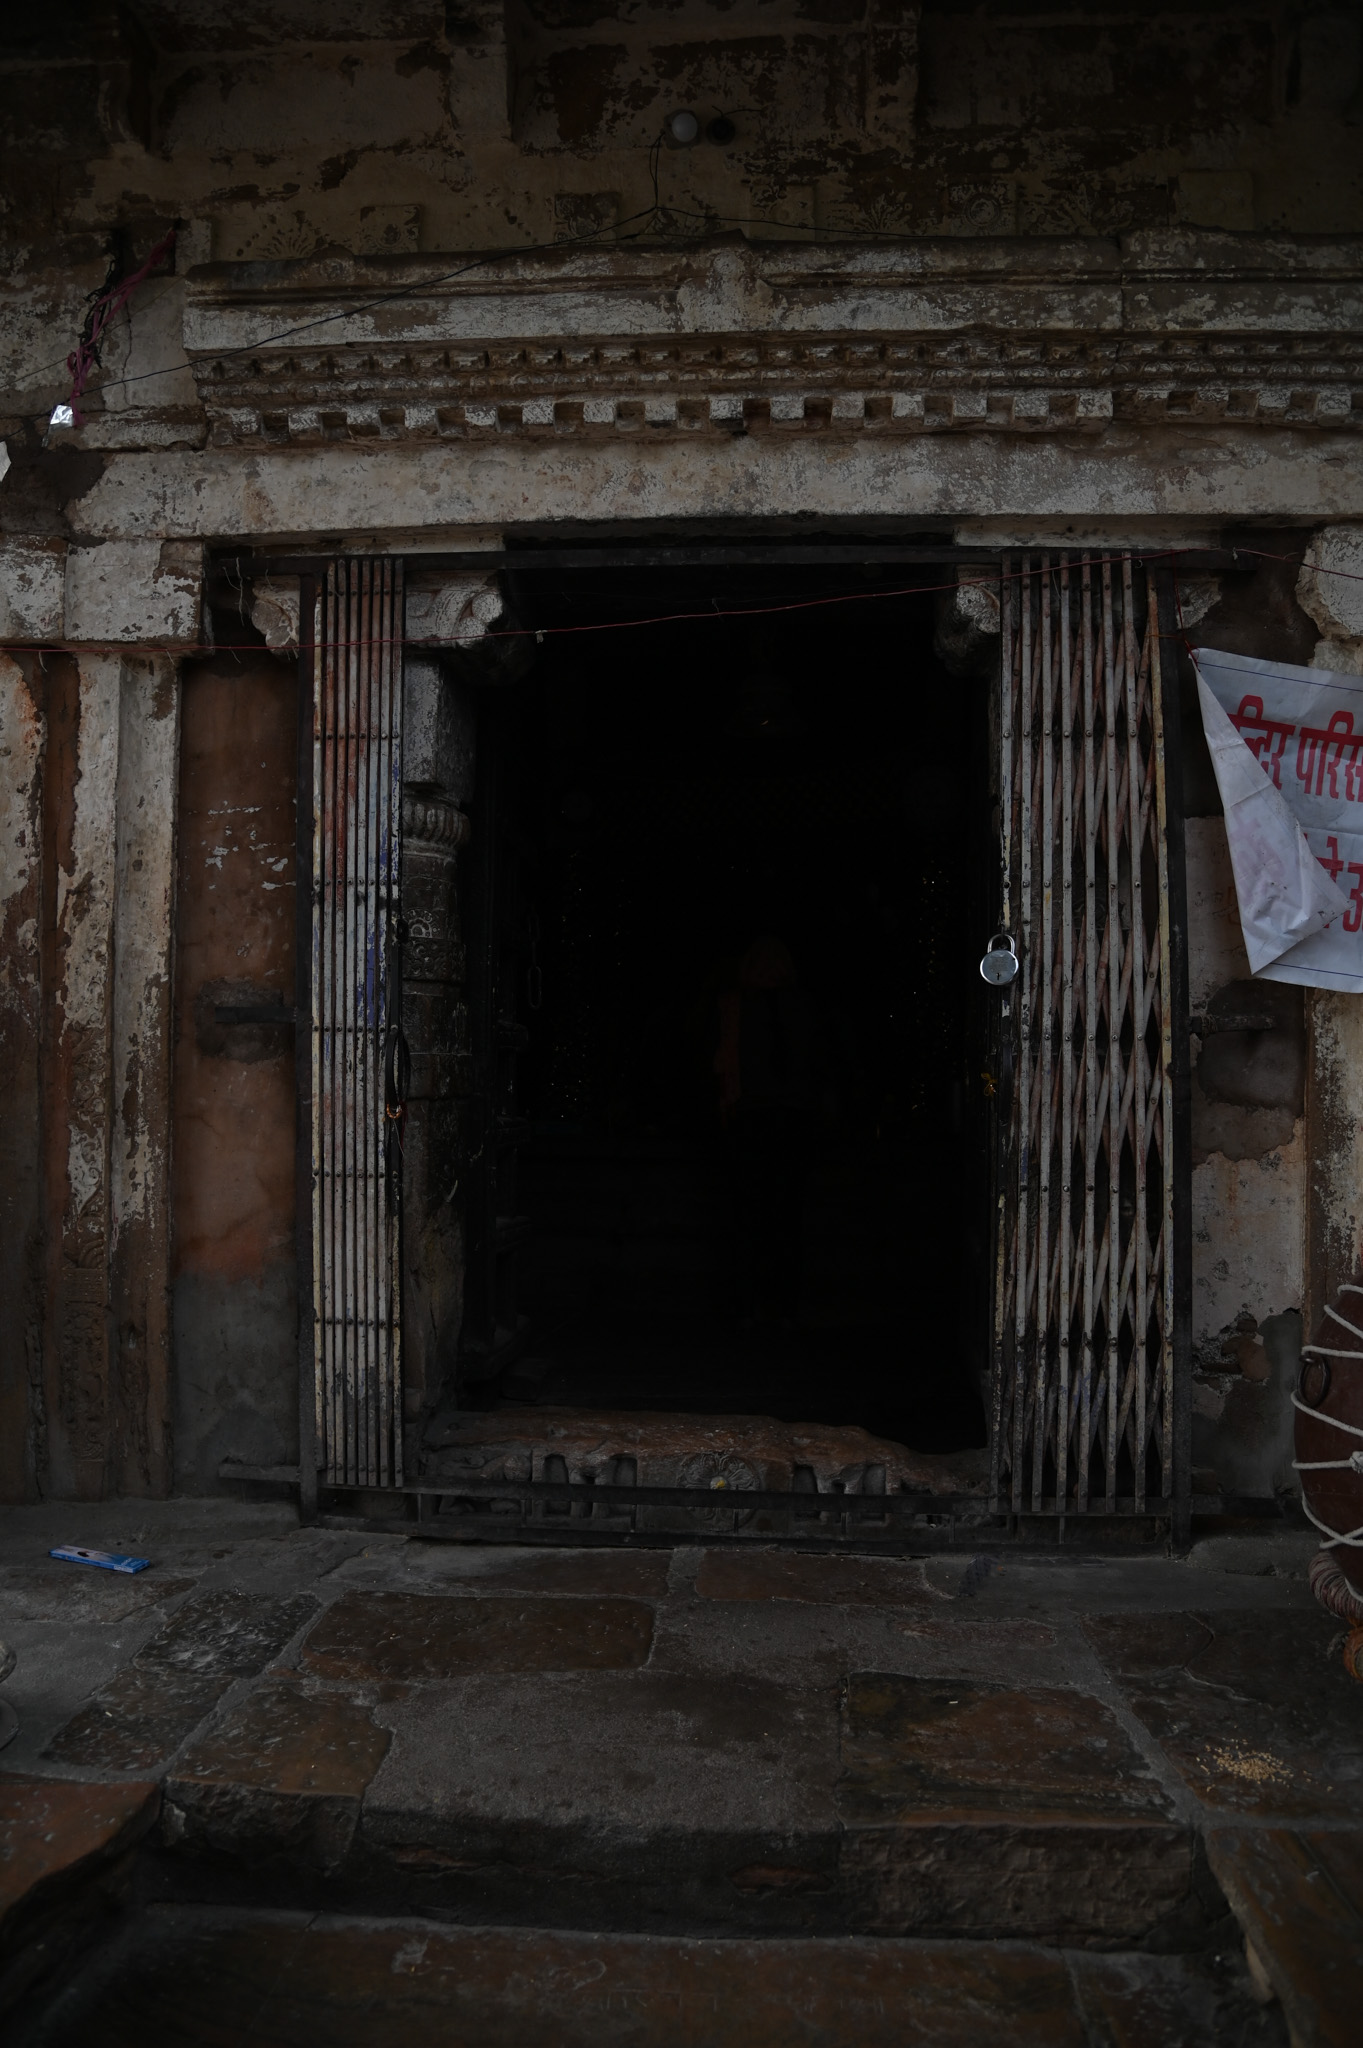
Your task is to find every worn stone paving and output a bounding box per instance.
[15,1910,1286,2048]
[0,1503,1360,2041]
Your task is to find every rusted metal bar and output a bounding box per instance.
[348,561,364,1486]
[1012,558,1036,1513]
[365,564,378,1483]
[319,567,337,1482]
[297,572,319,1523]
[990,558,1016,1515]
[381,560,405,1484]
[1033,558,1056,1512]
[1057,556,1076,1519]
[343,562,360,1485]
[1153,566,1193,1545]
[313,559,405,1490]
[1100,558,1122,1513]
[1078,556,1099,1514]
[1123,556,1150,1510]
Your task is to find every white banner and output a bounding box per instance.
[1195,647,1363,992]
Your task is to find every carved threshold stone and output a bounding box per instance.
[425,1409,992,1528]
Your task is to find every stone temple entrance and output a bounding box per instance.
[291,542,1188,1544]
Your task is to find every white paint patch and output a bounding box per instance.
[0,538,65,641]
[64,541,203,646]
[1192,1128,1305,1344]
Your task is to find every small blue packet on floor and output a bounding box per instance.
[50,1546,150,1574]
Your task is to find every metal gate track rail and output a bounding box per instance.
[220,1463,1284,1522]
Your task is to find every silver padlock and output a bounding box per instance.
[979,932,1019,986]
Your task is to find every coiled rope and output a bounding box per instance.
[1293,1283,1363,1550]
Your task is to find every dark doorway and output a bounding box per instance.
[467,562,992,1453]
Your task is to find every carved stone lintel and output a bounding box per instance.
[402,795,471,848]
[249,578,300,652]
[406,577,504,648]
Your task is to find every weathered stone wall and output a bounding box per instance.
[3,4,1359,283]
[1,2,1361,1500]
[0,633,181,1501]
[1180,557,1316,1497]
[171,653,299,1494]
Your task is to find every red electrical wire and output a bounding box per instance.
[64,230,177,426]
[5,544,1362,663]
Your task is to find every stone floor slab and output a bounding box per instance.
[0,1568,196,1625]
[38,1591,321,1771]
[922,1557,1310,1615]
[171,1676,392,1801]
[1068,1947,1288,2048]
[39,1666,232,1772]
[14,1908,1286,2048]
[695,1550,936,1607]
[1083,1610,1363,1819]
[834,1674,1193,1942]
[1206,1826,1363,2048]
[839,1816,1199,1944]
[300,1590,654,1680]
[647,1597,1075,1692]
[347,1667,843,1930]
[134,1590,320,1679]
[164,1679,393,1873]
[0,1775,159,2019]
[838,1674,1175,1822]
[0,1776,159,1926]
[365,1668,839,1836]
[392,1545,672,1598]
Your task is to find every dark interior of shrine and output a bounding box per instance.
[467,560,993,1452]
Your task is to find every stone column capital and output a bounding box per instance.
[401,793,471,849]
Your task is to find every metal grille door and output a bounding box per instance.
[312,558,405,1487]
[993,554,1181,1519]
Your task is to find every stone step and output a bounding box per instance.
[17,1906,1285,2048]
[1206,1826,1363,2048]
[0,1775,158,2022]
[147,1583,1200,1947]
[7,1522,1357,2044]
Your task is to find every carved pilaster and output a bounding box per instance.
[400,647,480,1433]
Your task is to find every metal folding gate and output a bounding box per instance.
[992,553,1188,1524]
[306,557,406,1490]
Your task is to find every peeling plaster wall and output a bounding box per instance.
[111,658,179,1494]
[2,3,1359,308]
[1180,554,1330,1498]
[171,656,299,1496]
[44,652,123,1504]
[0,656,45,1500]
[52,430,1363,547]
